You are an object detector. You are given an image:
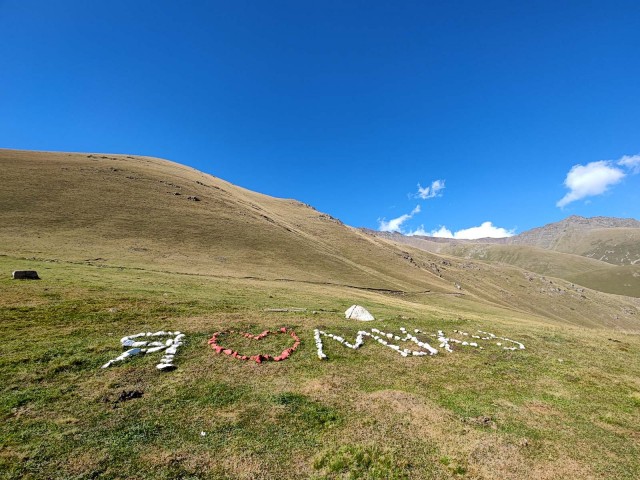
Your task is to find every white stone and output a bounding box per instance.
[146,346,166,353]
[344,305,375,321]
[122,348,142,357]
[103,332,185,371]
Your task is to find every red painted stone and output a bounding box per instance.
[208,328,300,364]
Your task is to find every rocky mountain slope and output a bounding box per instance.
[508,215,640,265]
[364,216,640,298]
[509,215,640,249]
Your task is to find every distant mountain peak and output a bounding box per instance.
[532,215,640,231]
[508,215,640,253]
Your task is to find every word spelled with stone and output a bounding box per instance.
[101,331,185,371]
[314,327,438,360]
[456,329,525,351]
[314,326,525,360]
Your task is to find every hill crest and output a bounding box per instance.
[2,148,639,330]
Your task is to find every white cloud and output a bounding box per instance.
[556,160,626,208]
[429,226,454,238]
[618,154,640,174]
[415,179,445,199]
[451,222,515,239]
[404,226,431,236]
[378,205,421,232]
[407,222,514,239]
[555,154,640,208]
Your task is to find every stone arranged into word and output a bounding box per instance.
[314,326,525,360]
[454,329,525,351]
[101,331,185,371]
[314,327,438,359]
[208,327,301,364]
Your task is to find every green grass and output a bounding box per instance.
[312,444,409,479]
[394,241,640,298]
[567,264,640,298]
[1,255,640,479]
[1,150,639,478]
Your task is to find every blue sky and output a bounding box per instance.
[1,1,639,237]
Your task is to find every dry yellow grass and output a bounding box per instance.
[1,148,638,330]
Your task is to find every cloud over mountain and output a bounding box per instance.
[408,221,515,239]
[378,205,421,232]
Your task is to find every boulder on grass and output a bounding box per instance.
[345,305,375,321]
[12,270,40,280]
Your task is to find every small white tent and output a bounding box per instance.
[345,305,375,321]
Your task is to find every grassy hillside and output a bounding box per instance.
[507,215,640,265]
[3,149,638,329]
[0,149,452,293]
[374,232,640,299]
[444,244,609,278]
[373,222,640,269]
[439,243,640,299]
[567,265,640,298]
[1,255,640,479]
[2,149,640,478]
[553,228,640,265]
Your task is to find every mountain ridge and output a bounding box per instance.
[508,215,640,251]
[1,148,639,329]
[362,216,640,297]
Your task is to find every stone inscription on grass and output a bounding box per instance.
[100,326,525,370]
[313,327,525,360]
[101,331,185,371]
[208,327,301,364]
